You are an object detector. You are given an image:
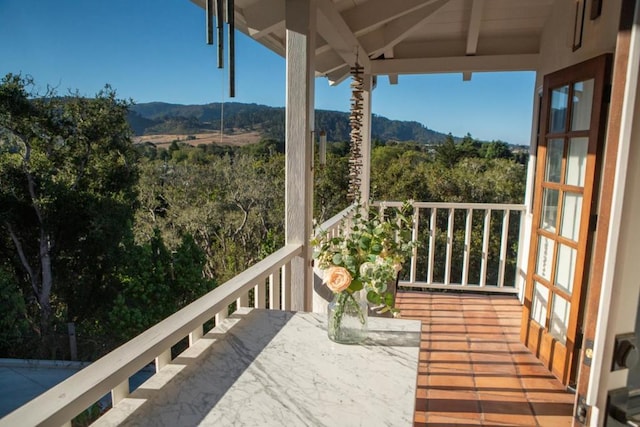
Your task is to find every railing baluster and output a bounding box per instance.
[517,210,527,298]
[409,207,420,283]
[189,325,203,346]
[427,208,436,284]
[215,305,228,324]
[156,349,171,373]
[238,291,249,308]
[255,277,267,309]
[282,261,292,310]
[462,208,473,286]
[270,268,281,310]
[111,380,129,406]
[444,208,454,285]
[498,209,511,288]
[480,209,492,287]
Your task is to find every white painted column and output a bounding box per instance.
[591,2,640,424]
[285,0,315,311]
[360,74,373,202]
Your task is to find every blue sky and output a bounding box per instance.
[0,0,535,145]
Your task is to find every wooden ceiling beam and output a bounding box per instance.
[371,53,539,75]
[316,0,371,71]
[341,0,444,37]
[358,0,451,59]
[466,0,484,55]
[325,65,351,86]
[240,0,284,39]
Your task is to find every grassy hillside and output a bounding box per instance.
[128,102,451,144]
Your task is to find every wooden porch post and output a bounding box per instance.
[360,74,373,202]
[285,0,315,311]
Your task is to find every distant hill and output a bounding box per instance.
[128,102,451,144]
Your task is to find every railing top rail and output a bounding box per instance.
[372,201,526,211]
[314,203,357,234]
[1,243,303,427]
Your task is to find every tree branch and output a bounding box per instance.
[5,222,39,298]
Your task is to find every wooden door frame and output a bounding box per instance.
[572,1,635,424]
[520,53,612,386]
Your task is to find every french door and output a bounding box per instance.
[521,55,611,386]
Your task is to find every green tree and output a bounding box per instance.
[135,148,285,283]
[107,230,215,343]
[0,74,138,353]
[481,140,513,160]
[459,133,481,158]
[434,133,461,168]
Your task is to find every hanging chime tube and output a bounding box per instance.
[206,0,214,45]
[215,0,224,68]
[226,0,235,97]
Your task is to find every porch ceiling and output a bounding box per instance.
[192,0,554,84]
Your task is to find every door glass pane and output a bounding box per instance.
[550,85,569,132]
[536,235,554,282]
[545,139,564,183]
[561,192,583,241]
[531,282,549,327]
[541,189,559,232]
[550,295,571,345]
[566,137,588,187]
[555,244,577,295]
[571,79,595,131]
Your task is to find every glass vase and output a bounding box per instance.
[327,290,368,344]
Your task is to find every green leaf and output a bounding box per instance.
[384,293,394,307]
[370,243,383,254]
[344,255,356,270]
[359,236,371,250]
[332,253,343,265]
[349,279,363,292]
[367,290,381,304]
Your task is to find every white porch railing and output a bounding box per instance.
[317,201,526,294]
[0,244,302,427]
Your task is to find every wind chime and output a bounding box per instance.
[206,0,235,97]
[347,63,364,202]
[206,0,235,143]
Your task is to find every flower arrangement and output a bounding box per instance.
[312,200,417,342]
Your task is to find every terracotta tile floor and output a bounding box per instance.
[396,291,575,427]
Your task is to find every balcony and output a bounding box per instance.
[0,201,575,427]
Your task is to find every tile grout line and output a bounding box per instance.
[463,296,484,425]
[495,295,542,427]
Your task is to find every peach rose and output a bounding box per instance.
[323,266,352,293]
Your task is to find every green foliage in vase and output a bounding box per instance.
[312,201,418,315]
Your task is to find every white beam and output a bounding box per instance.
[316,0,371,71]
[466,0,484,55]
[316,49,347,75]
[241,0,284,38]
[341,0,442,36]
[370,54,540,75]
[358,0,451,59]
[285,0,315,311]
[250,20,285,40]
[326,64,350,86]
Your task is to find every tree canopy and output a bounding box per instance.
[0,74,527,361]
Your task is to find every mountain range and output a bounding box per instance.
[127,102,452,144]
